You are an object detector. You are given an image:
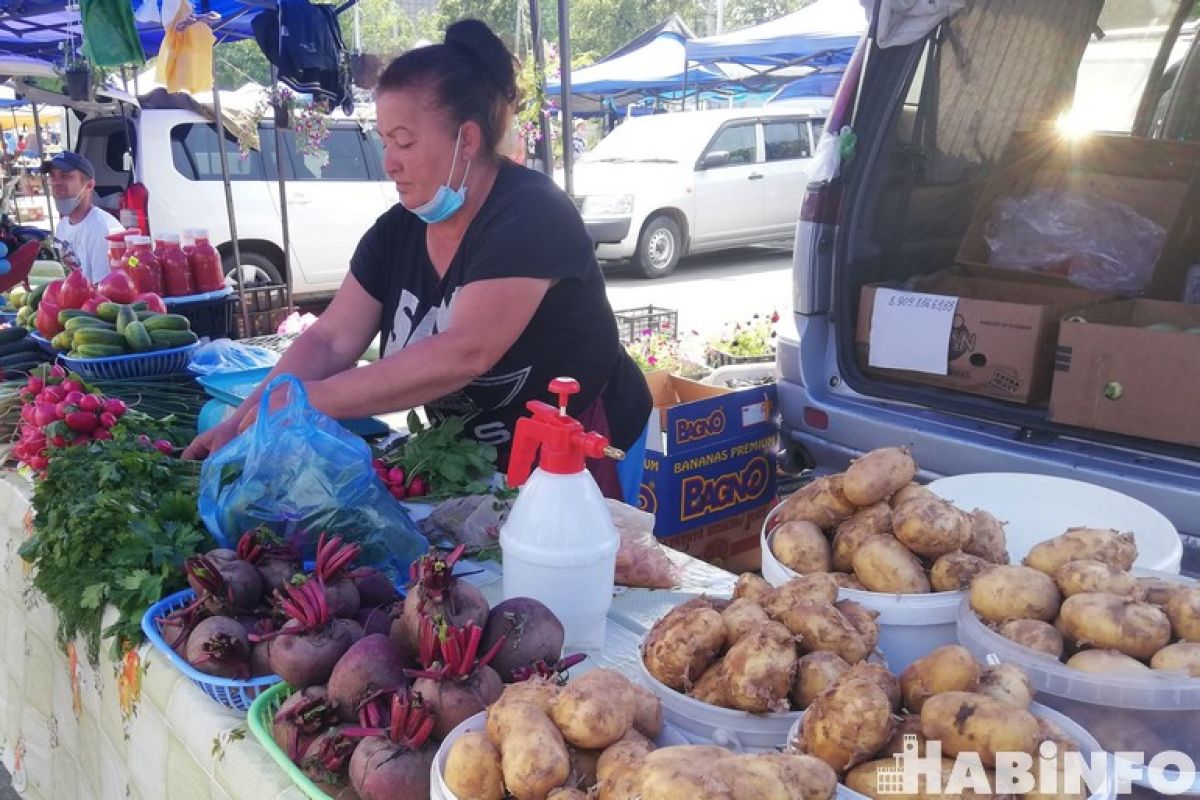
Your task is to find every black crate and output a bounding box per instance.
[229,285,293,340]
[705,348,776,369]
[614,305,678,345]
[173,296,234,340]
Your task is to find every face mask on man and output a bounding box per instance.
[54,186,86,217]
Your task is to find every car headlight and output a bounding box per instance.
[580,194,633,216]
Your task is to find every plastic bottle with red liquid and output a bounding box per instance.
[121,236,163,296]
[156,233,195,297]
[182,229,198,257]
[106,228,139,276]
[189,229,225,294]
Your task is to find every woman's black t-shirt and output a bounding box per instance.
[350,160,650,465]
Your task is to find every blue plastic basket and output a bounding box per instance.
[60,342,200,380]
[164,287,234,306]
[0,311,17,325]
[28,331,57,356]
[141,588,281,713]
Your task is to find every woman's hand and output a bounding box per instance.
[181,417,241,461]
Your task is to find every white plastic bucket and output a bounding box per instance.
[761,503,964,673]
[928,472,1182,573]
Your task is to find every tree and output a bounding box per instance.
[722,0,811,31]
[339,0,417,59]
[214,40,270,90]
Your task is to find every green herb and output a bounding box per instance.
[19,433,212,663]
[380,412,499,501]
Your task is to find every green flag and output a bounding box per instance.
[80,0,146,67]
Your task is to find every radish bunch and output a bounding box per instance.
[370,457,429,502]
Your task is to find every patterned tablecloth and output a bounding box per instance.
[0,471,736,800]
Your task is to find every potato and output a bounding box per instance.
[890,482,934,508]
[637,747,735,800]
[829,572,867,590]
[1035,716,1080,754]
[596,737,652,800]
[835,599,879,647]
[892,495,972,559]
[629,684,663,739]
[491,700,571,800]
[878,713,926,758]
[721,597,772,646]
[733,572,772,603]
[724,621,797,713]
[761,573,840,621]
[1166,585,1200,641]
[843,447,918,506]
[920,691,1040,766]
[444,731,504,800]
[1065,648,1151,674]
[551,669,636,749]
[930,551,992,592]
[777,475,857,528]
[546,790,588,800]
[831,503,893,572]
[976,663,1034,709]
[1024,765,1087,800]
[798,678,894,772]
[852,534,931,594]
[970,565,1061,623]
[487,679,562,744]
[689,660,733,708]
[643,602,727,691]
[838,661,901,711]
[771,521,831,574]
[844,757,931,800]
[1023,528,1138,575]
[1058,592,1171,660]
[1150,642,1200,676]
[1137,576,1178,606]
[781,600,875,664]
[1053,559,1144,600]
[963,508,1010,565]
[997,619,1065,659]
[711,753,837,800]
[567,746,601,790]
[791,651,850,709]
[900,645,980,713]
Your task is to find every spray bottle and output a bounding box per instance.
[500,377,622,650]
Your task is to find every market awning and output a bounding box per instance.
[685,0,867,70]
[765,67,845,103]
[547,30,726,101]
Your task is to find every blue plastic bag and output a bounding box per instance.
[199,374,428,573]
[189,338,280,376]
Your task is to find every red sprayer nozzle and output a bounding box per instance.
[507,377,614,487]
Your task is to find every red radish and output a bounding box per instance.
[408,619,505,739]
[60,379,81,393]
[262,579,357,689]
[273,686,337,762]
[479,596,567,683]
[153,439,173,455]
[78,394,102,413]
[407,475,429,497]
[184,616,250,679]
[99,412,117,429]
[65,412,98,433]
[349,566,399,608]
[386,467,405,485]
[348,693,435,800]
[93,429,113,441]
[102,398,127,417]
[185,554,264,615]
[396,545,489,654]
[313,533,362,618]
[327,634,412,723]
[65,390,84,406]
[41,385,65,404]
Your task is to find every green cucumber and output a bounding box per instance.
[148,330,199,348]
[27,283,47,311]
[95,302,123,323]
[64,316,116,333]
[123,321,152,352]
[73,344,126,358]
[142,314,192,332]
[115,305,137,335]
[72,328,128,347]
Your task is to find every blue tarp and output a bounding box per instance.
[547,30,725,98]
[686,0,866,68]
[766,68,845,102]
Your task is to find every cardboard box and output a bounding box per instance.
[658,502,771,574]
[1049,299,1200,447]
[855,271,1105,404]
[955,132,1200,299]
[639,372,778,539]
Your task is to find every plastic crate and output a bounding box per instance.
[170,296,233,340]
[247,682,335,799]
[141,589,281,712]
[28,331,56,356]
[0,311,17,325]
[614,305,678,345]
[230,285,293,340]
[59,342,200,380]
[704,347,776,369]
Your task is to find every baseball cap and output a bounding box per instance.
[42,152,95,180]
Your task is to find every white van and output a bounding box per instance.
[571,102,829,278]
[75,107,396,300]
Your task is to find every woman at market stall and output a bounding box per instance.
[184,19,651,497]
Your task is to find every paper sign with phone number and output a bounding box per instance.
[869,288,960,375]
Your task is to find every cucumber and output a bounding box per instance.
[0,326,29,345]
[64,316,116,333]
[142,314,191,332]
[73,344,126,358]
[148,330,199,348]
[116,305,137,335]
[16,307,33,327]
[123,321,152,352]
[130,301,148,312]
[0,351,47,368]
[57,309,93,324]
[96,302,123,323]
[51,332,73,351]
[27,283,47,311]
[0,338,40,357]
[72,327,128,347]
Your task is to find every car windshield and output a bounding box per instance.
[581,116,711,164]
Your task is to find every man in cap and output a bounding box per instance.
[44,152,124,282]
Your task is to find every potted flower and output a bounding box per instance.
[626,329,679,374]
[706,311,780,368]
[63,54,92,102]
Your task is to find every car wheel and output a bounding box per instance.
[634,214,682,279]
[222,250,284,289]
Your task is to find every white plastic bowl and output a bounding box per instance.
[432,710,689,800]
[928,472,1182,573]
[761,502,964,673]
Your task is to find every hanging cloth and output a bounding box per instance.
[80,0,146,67]
[156,0,216,93]
[252,0,352,113]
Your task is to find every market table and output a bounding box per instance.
[0,471,736,800]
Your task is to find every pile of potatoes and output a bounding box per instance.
[968,527,1200,678]
[793,644,1090,800]
[770,447,1010,594]
[441,667,838,800]
[641,572,881,713]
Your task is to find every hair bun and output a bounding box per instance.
[444,19,517,102]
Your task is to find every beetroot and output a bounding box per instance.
[249,641,274,677]
[185,616,250,679]
[300,726,359,790]
[408,619,505,739]
[397,545,489,653]
[480,596,566,683]
[272,686,337,761]
[349,566,399,607]
[348,694,435,800]
[314,534,363,619]
[355,605,394,637]
[261,580,357,689]
[328,634,412,723]
[186,554,263,616]
[157,603,209,657]
[236,527,301,593]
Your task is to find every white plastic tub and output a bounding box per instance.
[761,502,964,673]
[957,581,1200,797]
[928,472,1182,573]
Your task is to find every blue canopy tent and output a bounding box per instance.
[685,0,866,72]
[765,67,845,103]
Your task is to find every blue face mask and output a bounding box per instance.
[405,126,471,224]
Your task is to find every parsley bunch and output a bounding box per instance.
[19,433,212,662]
